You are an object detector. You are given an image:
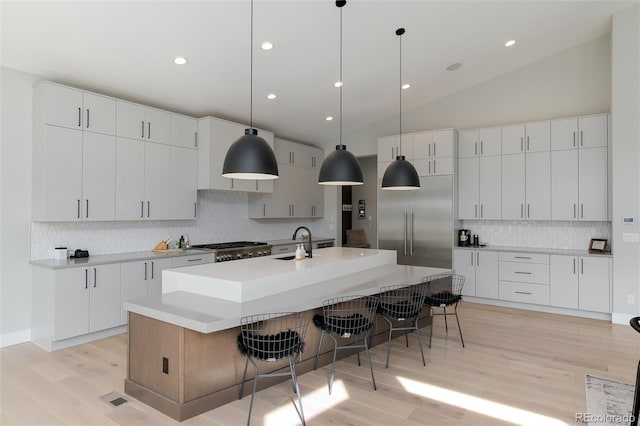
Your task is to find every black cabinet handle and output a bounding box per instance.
[151,261,154,279]
[187,258,202,262]
[515,291,532,295]
[93,268,97,288]
[86,109,90,128]
[78,108,81,127]
[85,269,88,289]
[144,262,148,280]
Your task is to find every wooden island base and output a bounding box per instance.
[125,309,433,421]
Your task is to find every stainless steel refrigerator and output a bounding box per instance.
[378,175,457,269]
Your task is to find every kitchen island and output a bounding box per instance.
[124,247,452,421]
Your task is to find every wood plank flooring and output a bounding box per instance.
[2,302,639,425]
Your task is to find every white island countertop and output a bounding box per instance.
[125,262,452,333]
[162,247,397,302]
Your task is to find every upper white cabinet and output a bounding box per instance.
[82,132,116,221]
[551,114,609,221]
[502,121,550,154]
[458,155,501,220]
[378,135,413,162]
[170,114,198,149]
[379,129,456,178]
[116,101,171,144]
[144,142,173,220]
[276,138,324,169]
[171,147,198,220]
[197,116,275,193]
[458,127,501,158]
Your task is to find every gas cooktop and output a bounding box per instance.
[191,241,268,250]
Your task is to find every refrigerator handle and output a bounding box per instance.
[403,210,408,255]
[410,210,414,255]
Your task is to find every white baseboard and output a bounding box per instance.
[464,297,612,321]
[0,328,31,348]
[612,312,637,325]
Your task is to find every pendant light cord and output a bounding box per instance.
[398,30,402,154]
[339,4,343,146]
[250,0,254,128]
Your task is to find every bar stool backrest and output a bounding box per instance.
[321,296,379,339]
[378,282,428,321]
[239,312,308,362]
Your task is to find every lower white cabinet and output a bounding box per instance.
[499,252,550,305]
[120,259,172,324]
[453,249,499,298]
[550,255,610,313]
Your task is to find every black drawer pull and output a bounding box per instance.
[515,291,532,295]
[187,258,202,262]
[514,256,532,259]
[515,271,532,275]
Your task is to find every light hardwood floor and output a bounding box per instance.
[2,302,639,425]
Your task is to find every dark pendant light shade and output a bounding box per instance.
[381,27,420,191]
[318,144,363,185]
[381,155,420,190]
[222,128,279,180]
[317,0,364,186]
[222,0,278,180]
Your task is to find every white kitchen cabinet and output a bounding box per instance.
[524,121,551,153]
[551,149,579,220]
[412,132,432,159]
[458,157,479,220]
[116,101,171,145]
[53,264,121,341]
[498,252,550,306]
[378,135,413,162]
[458,127,501,158]
[115,137,146,220]
[578,147,608,221]
[35,82,116,135]
[501,125,525,155]
[171,113,198,149]
[454,249,499,299]
[171,254,215,268]
[525,151,551,220]
[550,255,610,313]
[82,132,116,221]
[479,156,501,219]
[170,147,198,220]
[276,138,325,168]
[197,116,275,193]
[501,154,525,220]
[144,142,173,220]
[431,130,455,158]
[308,167,324,217]
[551,114,608,150]
[120,259,172,324]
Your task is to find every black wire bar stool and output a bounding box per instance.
[423,273,466,348]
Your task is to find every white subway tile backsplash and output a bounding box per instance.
[31,191,332,260]
[462,220,611,251]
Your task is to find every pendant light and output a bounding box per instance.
[381,28,420,190]
[222,0,279,180]
[318,0,363,186]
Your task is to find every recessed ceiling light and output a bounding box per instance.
[173,56,187,65]
[267,93,277,100]
[326,116,334,121]
[505,40,517,47]
[402,83,411,90]
[261,41,274,50]
[446,62,462,72]
[334,81,343,88]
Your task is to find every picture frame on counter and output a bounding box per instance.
[589,238,608,253]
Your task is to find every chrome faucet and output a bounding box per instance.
[292,226,312,258]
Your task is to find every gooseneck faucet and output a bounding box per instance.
[292,226,312,258]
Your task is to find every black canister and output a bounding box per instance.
[472,234,479,246]
[458,229,471,246]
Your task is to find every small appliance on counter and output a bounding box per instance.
[54,247,68,260]
[472,234,480,247]
[458,229,471,247]
[70,249,89,258]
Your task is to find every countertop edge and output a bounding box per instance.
[454,245,612,258]
[31,249,214,269]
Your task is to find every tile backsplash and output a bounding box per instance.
[462,220,611,251]
[31,191,333,260]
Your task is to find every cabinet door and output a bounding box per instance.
[54,268,90,340]
[411,132,431,159]
[431,130,454,158]
[475,251,499,299]
[261,163,296,218]
[115,137,146,220]
[120,261,147,325]
[579,257,610,313]
[479,155,501,219]
[210,119,234,190]
[549,255,578,309]
[454,250,476,296]
[83,132,116,221]
[458,157,479,219]
[145,142,173,219]
[42,125,83,221]
[397,134,414,160]
[578,147,608,221]
[40,83,83,130]
[430,158,453,176]
[525,151,551,220]
[551,150,579,220]
[578,115,608,148]
[116,101,146,140]
[501,154,525,220]
[147,259,172,298]
[170,114,197,148]
[551,118,578,151]
[291,165,310,217]
[89,264,121,332]
[309,167,324,217]
[145,108,171,144]
[458,131,478,158]
[378,136,399,162]
[479,127,501,156]
[501,124,525,155]
[170,147,197,219]
[525,121,550,153]
[83,92,116,135]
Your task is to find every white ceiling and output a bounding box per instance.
[0,0,631,148]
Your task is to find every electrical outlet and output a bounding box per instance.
[628,295,635,305]
[162,357,169,374]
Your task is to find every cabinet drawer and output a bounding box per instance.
[499,262,549,284]
[499,252,549,264]
[171,254,214,268]
[499,281,549,305]
[272,244,297,254]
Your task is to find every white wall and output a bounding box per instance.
[611,4,640,322]
[0,66,338,345]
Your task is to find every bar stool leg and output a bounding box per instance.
[239,357,250,399]
[455,306,465,348]
[429,307,435,348]
[364,336,377,390]
[414,317,426,366]
[247,361,259,426]
[289,355,306,426]
[443,306,449,332]
[314,331,325,370]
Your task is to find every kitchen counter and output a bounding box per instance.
[30,249,212,269]
[161,247,396,303]
[454,245,612,258]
